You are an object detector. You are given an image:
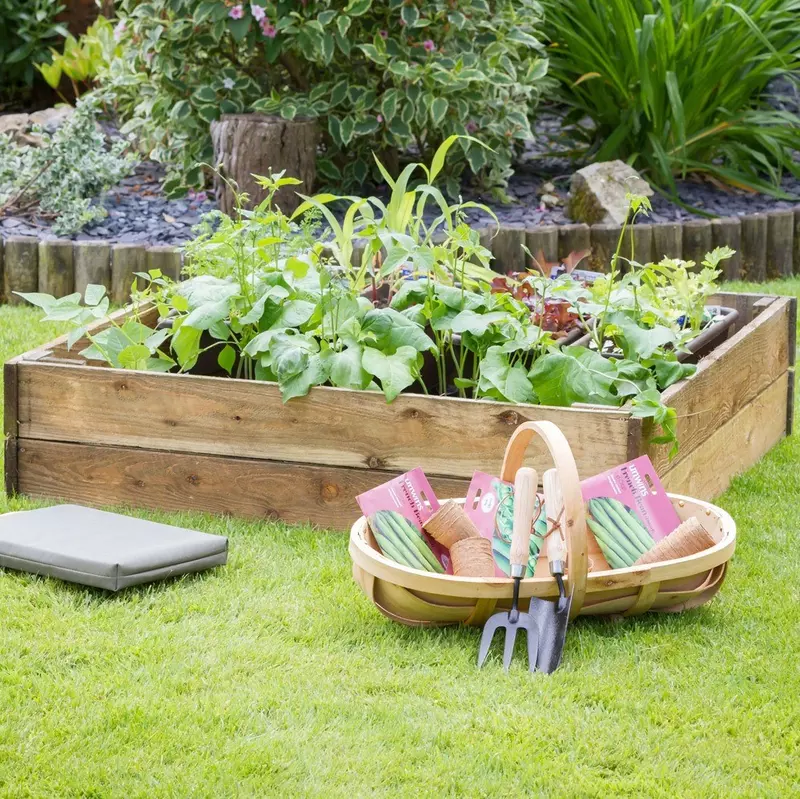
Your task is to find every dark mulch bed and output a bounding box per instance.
[1,91,798,245]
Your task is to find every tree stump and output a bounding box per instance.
[211,114,317,215]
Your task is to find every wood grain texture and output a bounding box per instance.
[487,224,526,274]
[211,114,317,215]
[681,219,712,267]
[558,224,590,261]
[525,225,558,265]
[651,222,682,260]
[74,241,111,295]
[741,213,767,281]
[660,372,789,500]
[146,245,181,281]
[38,239,74,298]
[621,223,652,266]
[588,224,620,272]
[15,361,634,480]
[794,207,800,275]
[646,296,792,475]
[3,236,38,304]
[112,244,146,303]
[4,359,20,496]
[767,209,794,279]
[711,217,742,280]
[15,439,470,530]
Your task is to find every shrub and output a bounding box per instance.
[0,97,136,235]
[542,0,800,197]
[36,15,122,102]
[0,0,68,97]
[100,0,550,196]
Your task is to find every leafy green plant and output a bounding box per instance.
[542,0,800,197]
[0,96,136,235]
[15,282,176,372]
[36,15,121,102]
[100,0,550,195]
[18,164,723,456]
[0,0,67,98]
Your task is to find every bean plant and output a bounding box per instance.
[18,149,734,456]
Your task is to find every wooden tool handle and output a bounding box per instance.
[499,421,588,617]
[509,467,538,573]
[543,468,567,575]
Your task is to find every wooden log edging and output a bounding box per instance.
[0,239,184,302]
[0,205,798,303]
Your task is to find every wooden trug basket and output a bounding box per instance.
[349,421,736,626]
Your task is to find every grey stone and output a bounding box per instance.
[567,160,653,225]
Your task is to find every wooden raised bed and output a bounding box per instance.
[3,291,795,530]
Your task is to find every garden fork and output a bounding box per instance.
[477,466,539,671]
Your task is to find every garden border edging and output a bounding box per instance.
[2,205,799,303]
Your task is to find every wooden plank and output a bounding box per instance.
[146,245,182,281]
[15,362,634,481]
[3,236,38,304]
[484,225,525,274]
[681,219,712,266]
[707,290,770,332]
[525,225,558,265]
[3,359,20,496]
[38,239,74,298]
[646,296,792,475]
[660,372,789,500]
[620,223,652,266]
[741,213,767,281]
[74,241,111,295]
[111,244,146,304]
[794,207,800,275]
[767,209,794,279]
[711,217,742,280]
[15,439,470,530]
[589,224,620,272]
[558,224,590,261]
[651,222,682,260]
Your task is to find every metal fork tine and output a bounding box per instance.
[502,624,518,671]
[477,616,504,668]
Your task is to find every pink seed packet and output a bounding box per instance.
[581,455,679,541]
[356,468,451,573]
[464,471,546,578]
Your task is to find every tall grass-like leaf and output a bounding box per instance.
[542,0,800,197]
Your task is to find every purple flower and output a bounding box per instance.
[379,30,388,39]
[113,20,127,42]
[194,191,208,203]
[466,120,478,133]
[229,5,244,19]
[423,39,436,52]
[376,114,383,123]
[260,18,277,38]
[251,4,266,21]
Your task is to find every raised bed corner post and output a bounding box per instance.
[4,359,20,497]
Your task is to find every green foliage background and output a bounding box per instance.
[101,0,550,195]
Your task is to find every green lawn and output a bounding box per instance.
[1,287,799,798]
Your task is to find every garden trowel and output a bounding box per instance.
[526,468,572,673]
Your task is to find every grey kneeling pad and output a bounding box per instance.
[0,504,228,591]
